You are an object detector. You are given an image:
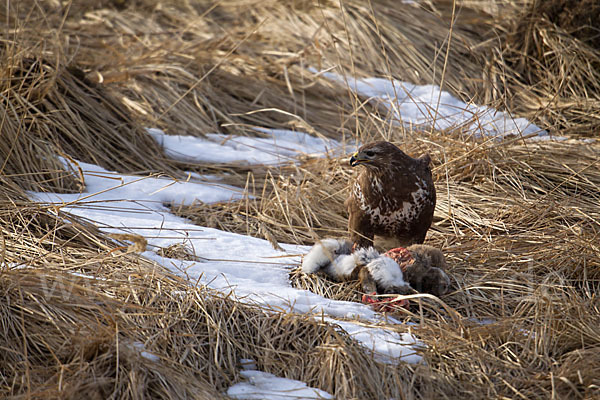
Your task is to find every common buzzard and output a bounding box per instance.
[345,141,436,249]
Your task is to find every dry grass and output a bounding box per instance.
[1,0,600,399]
[0,206,430,399]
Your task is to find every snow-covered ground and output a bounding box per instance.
[27,72,557,396]
[228,360,334,400]
[228,370,333,400]
[318,70,548,138]
[147,127,345,165]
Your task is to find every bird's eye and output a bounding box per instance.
[365,150,375,157]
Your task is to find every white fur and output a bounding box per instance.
[324,254,358,280]
[301,238,351,274]
[303,240,410,292]
[353,247,380,266]
[321,246,381,280]
[366,256,409,290]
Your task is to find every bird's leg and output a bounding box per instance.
[351,236,374,251]
[351,240,372,253]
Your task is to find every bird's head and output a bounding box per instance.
[350,141,401,168]
[349,141,430,170]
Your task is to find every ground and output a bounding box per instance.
[1,1,599,399]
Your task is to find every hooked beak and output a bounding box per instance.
[349,152,360,167]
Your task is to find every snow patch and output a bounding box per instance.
[29,157,244,210]
[129,341,160,362]
[318,71,548,138]
[227,370,333,400]
[147,127,344,165]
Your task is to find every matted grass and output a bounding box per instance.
[1,0,600,399]
[0,206,431,399]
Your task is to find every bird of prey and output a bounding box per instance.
[345,141,436,249]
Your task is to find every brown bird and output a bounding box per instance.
[345,141,436,249]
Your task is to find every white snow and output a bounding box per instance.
[29,154,423,365]
[327,318,421,364]
[147,127,343,165]
[227,370,333,400]
[30,157,245,210]
[318,71,548,138]
[240,358,258,371]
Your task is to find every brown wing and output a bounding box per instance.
[347,145,435,247]
[347,177,376,248]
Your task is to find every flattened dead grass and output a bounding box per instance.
[0,206,430,400]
